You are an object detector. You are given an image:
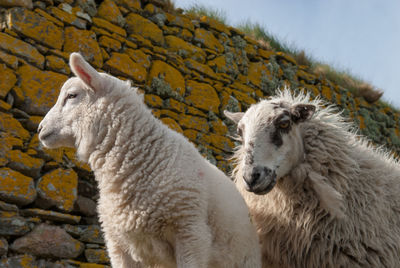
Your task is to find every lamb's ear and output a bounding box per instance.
[291,104,316,123]
[224,111,244,124]
[309,171,346,219]
[69,52,101,91]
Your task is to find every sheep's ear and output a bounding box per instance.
[309,171,345,219]
[69,52,101,91]
[224,111,244,124]
[291,104,316,123]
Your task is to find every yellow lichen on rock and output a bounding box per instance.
[186,80,220,113]
[0,112,30,141]
[0,32,44,68]
[125,13,164,45]
[160,118,183,134]
[17,64,67,116]
[148,60,185,95]
[194,28,224,53]
[247,61,271,87]
[8,7,64,50]
[0,63,17,98]
[37,168,78,212]
[63,27,103,68]
[92,17,127,37]
[104,52,146,83]
[125,48,151,69]
[97,0,125,27]
[0,167,36,206]
[178,114,209,132]
[165,35,206,63]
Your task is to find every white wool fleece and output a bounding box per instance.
[38,53,261,268]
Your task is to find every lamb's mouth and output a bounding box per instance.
[251,176,277,195]
[244,168,277,195]
[39,131,54,142]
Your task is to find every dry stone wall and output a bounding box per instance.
[0,0,399,266]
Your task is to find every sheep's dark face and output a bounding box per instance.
[225,100,315,195]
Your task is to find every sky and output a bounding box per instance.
[174,0,400,107]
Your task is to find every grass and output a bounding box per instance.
[184,3,228,24]
[182,4,386,105]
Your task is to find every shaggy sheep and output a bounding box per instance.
[225,89,400,268]
[38,53,261,268]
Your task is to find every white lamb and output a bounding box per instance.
[38,53,261,268]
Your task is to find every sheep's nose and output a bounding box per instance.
[243,165,277,195]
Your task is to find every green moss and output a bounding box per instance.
[149,77,183,101]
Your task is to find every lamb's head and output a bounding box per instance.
[225,97,315,195]
[38,52,125,159]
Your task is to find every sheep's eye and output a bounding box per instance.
[67,93,77,99]
[278,121,290,129]
[237,127,243,137]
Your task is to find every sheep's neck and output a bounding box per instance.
[87,97,177,195]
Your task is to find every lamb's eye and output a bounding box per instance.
[67,93,77,99]
[278,121,290,129]
[237,127,243,137]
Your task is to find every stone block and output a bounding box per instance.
[45,55,70,74]
[194,28,224,53]
[0,50,18,69]
[165,35,206,63]
[0,237,7,256]
[184,58,218,80]
[0,0,32,9]
[6,150,44,178]
[178,114,209,132]
[124,48,151,69]
[160,117,183,134]
[74,195,96,217]
[16,64,67,116]
[0,32,44,68]
[148,60,185,95]
[0,254,37,267]
[79,225,105,244]
[8,7,64,50]
[92,17,127,37]
[47,6,86,29]
[0,211,30,236]
[186,80,220,113]
[0,64,16,99]
[97,0,125,26]
[104,52,146,83]
[125,13,164,45]
[84,249,110,264]
[21,208,81,224]
[64,27,103,68]
[99,35,121,52]
[37,168,78,212]
[10,223,84,258]
[0,168,36,206]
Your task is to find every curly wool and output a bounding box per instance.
[233,90,400,268]
[58,56,262,267]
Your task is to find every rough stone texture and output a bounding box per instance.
[0,211,30,236]
[125,13,164,45]
[36,168,78,212]
[6,150,44,178]
[0,0,32,9]
[97,0,125,27]
[0,168,36,206]
[79,225,105,244]
[0,64,16,99]
[186,80,220,113]
[17,64,67,116]
[165,35,206,63]
[84,249,110,264]
[74,195,97,216]
[21,208,81,224]
[0,0,399,266]
[0,254,37,267]
[104,52,146,83]
[0,237,8,256]
[0,32,44,68]
[63,27,103,68]
[10,223,84,258]
[148,60,185,96]
[7,7,64,50]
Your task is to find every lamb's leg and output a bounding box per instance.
[175,221,212,268]
[106,238,142,268]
